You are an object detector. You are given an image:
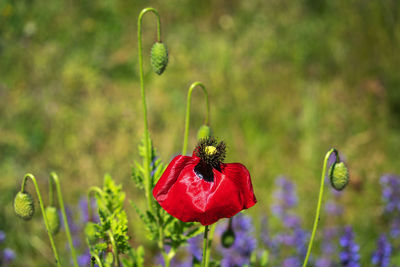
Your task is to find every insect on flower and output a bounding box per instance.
[153,137,257,225]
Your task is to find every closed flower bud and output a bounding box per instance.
[221,228,235,248]
[197,125,212,140]
[45,206,60,235]
[14,192,35,220]
[150,42,168,75]
[329,162,349,191]
[85,222,98,243]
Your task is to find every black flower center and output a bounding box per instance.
[194,137,226,182]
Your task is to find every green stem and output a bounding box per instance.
[50,172,79,267]
[205,224,216,265]
[302,148,338,267]
[87,186,104,221]
[201,225,212,267]
[138,7,162,214]
[108,231,120,267]
[182,81,210,155]
[20,173,61,267]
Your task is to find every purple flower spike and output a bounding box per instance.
[0,231,5,243]
[371,235,391,267]
[187,234,203,261]
[282,257,301,267]
[3,248,16,263]
[380,174,400,214]
[272,177,298,218]
[339,226,360,267]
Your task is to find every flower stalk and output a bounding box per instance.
[49,172,79,267]
[202,225,210,267]
[19,173,61,267]
[137,7,162,214]
[302,148,339,267]
[182,81,210,155]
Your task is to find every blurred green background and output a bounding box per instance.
[1,0,400,265]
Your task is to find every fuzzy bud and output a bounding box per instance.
[150,42,168,75]
[14,192,35,220]
[221,228,235,248]
[85,222,98,243]
[197,125,212,140]
[45,206,60,235]
[329,162,349,191]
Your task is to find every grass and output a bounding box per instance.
[1,0,400,265]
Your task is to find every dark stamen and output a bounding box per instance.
[194,137,226,169]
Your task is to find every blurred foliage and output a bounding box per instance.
[1,0,400,265]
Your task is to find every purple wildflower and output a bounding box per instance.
[380,174,400,214]
[325,201,343,216]
[282,256,301,267]
[272,177,298,217]
[217,213,257,267]
[390,218,400,238]
[316,227,339,267]
[3,248,15,264]
[339,226,360,267]
[268,177,308,264]
[187,234,202,262]
[0,231,5,243]
[78,249,92,266]
[371,235,391,267]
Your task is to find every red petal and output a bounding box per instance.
[152,155,195,202]
[153,157,257,225]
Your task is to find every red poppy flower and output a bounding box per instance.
[153,138,257,225]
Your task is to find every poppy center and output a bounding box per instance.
[194,137,226,181]
[205,146,217,155]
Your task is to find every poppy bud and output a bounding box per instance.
[197,125,212,140]
[85,222,98,243]
[14,192,35,220]
[45,206,60,235]
[329,162,349,191]
[150,42,168,75]
[221,228,235,248]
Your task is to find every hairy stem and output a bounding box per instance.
[20,173,61,267]
[50,172,79,267]
[137,7,162,214]
[182,81,210,155]
[302,148,338,267]
[201,225,212,267]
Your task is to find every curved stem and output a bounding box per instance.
[20,173,61,267]
[108,231,120,267]
[182,81,210,155]
[50,172,79,267]
[87,186,104,221]
[138,7,162,213]
[302,148,338,267]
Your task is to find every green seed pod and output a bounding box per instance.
[14,191,35,220]
[45,206,60,235]
[329,162,349,191]
[150,42,168,75]
[197,125,212,140]
[85,222,98,243]
[221,228,235,248]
